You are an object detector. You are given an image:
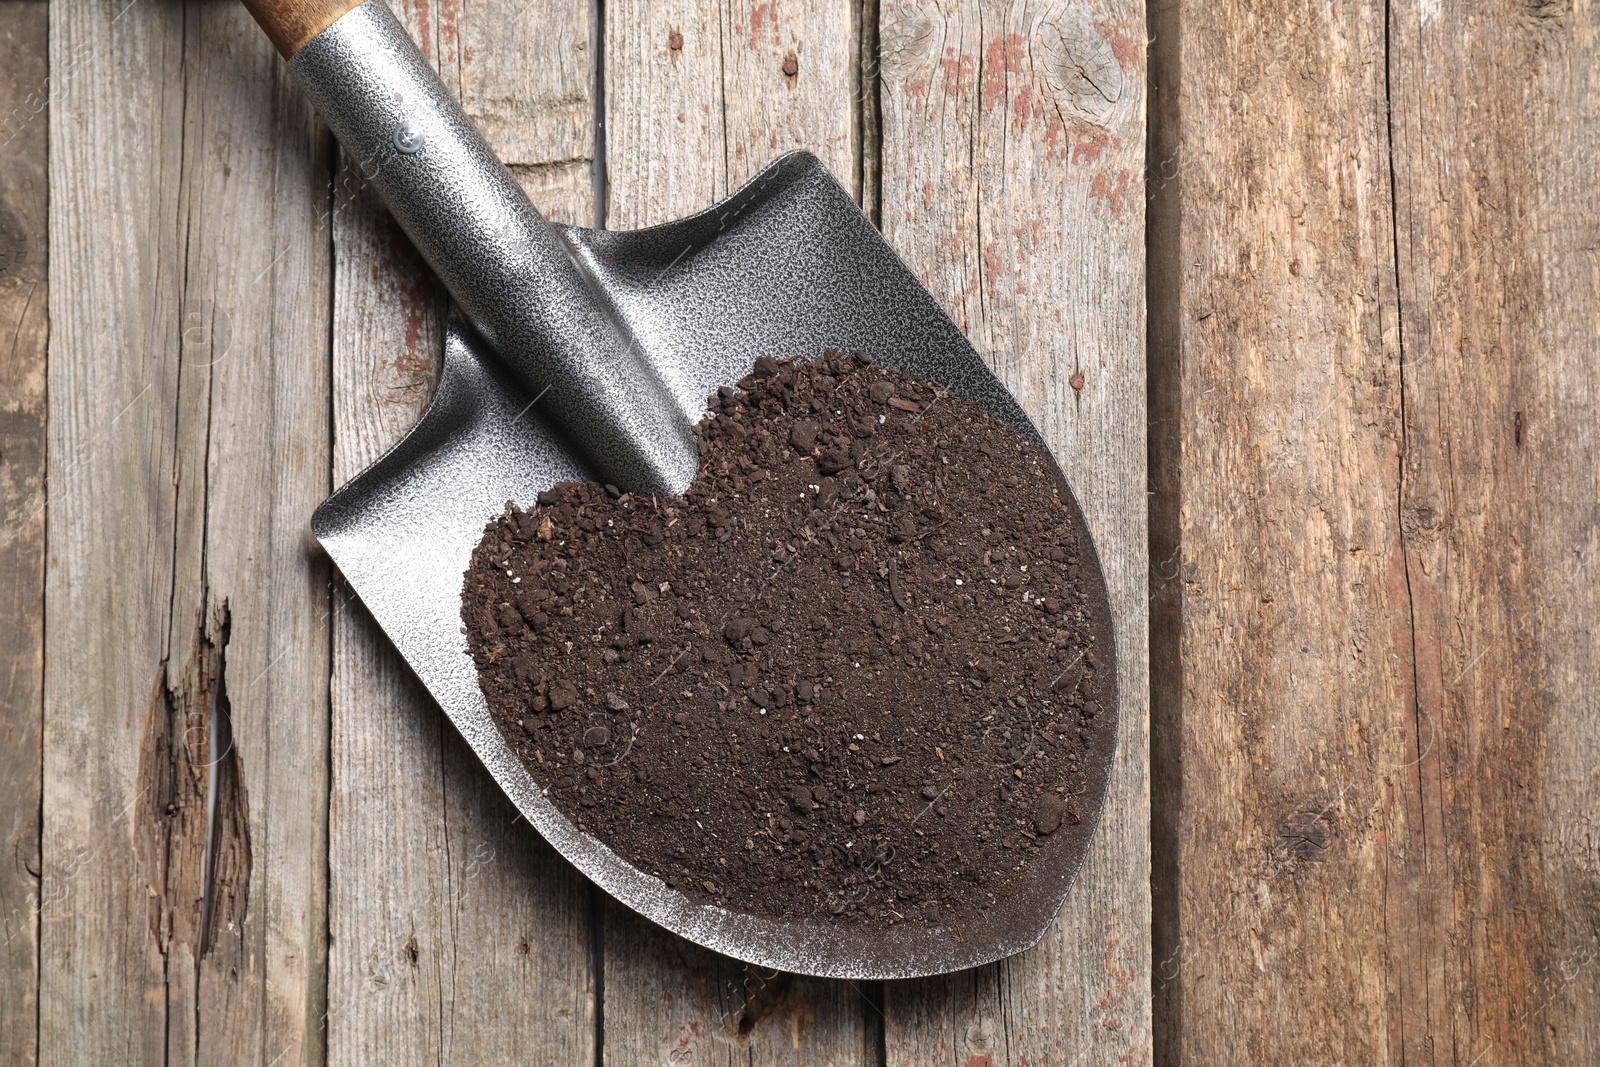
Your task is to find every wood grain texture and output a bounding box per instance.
[1159,0,1600,1062]
[0,6,48,1065]
[600,3,876,1063]
[1157,0,1407,1057]
[875,0,1150,1061]
[324,1,596,1062]
[34,0,1597,1061]
[42,2,332,1063]
[172,9,335,1064]
[1385,1,1600,1062]
[604,0,859,229]
[603,0,728,218]
[604,899,881,1066]
[43,4,185,1058]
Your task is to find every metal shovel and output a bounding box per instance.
[246,0,1117,978]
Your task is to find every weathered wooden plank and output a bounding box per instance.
[43,3,185,1056]
[463,0,598,226]
[600,2,874,1063]
[716,0,859,189]
[0,6,49,1064]
[1154,0,1405,1058]
[175,9,335,1064]
[604,0,859,230]
[1157,0,1600,1062]
[324,1,597,1061]
[1384,3,1600,1063]
[42,1,333,1062]
[875,0,1150,1062]
[604,900,881,1066]
[601,0,728,222]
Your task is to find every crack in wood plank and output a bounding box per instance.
[42,3,334,1062]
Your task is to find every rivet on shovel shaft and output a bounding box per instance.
[392,119,426,154]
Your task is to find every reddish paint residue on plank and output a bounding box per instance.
[439,0,460,58]
[983,241,1004,295]
[981,34,1026,110]
[409,0,433,60]
[1073,132,1115,166]
[905,77,931,115]
[1042,113,1068,161]
[371,214,439,399]
[1095,19,1144,74]
[1090,169,1134,215]
[1012,82,1036,131]
[964,1054,997,1067]
[1010,82,1066,140]
[941,48,976,99]
[750,2,782,49]
[1097,912,1153,1065]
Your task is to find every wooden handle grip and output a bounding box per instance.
[241,0,366,58]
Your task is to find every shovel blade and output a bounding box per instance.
[312,151,1116,979]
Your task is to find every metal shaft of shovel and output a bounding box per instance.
[243,0,698,496]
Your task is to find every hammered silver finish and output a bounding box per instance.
[311,147,1119,979]
[289,0,696,495]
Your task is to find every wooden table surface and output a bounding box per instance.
[1,0,1593,1064]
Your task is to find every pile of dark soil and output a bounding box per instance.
[462,350,1113,928]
